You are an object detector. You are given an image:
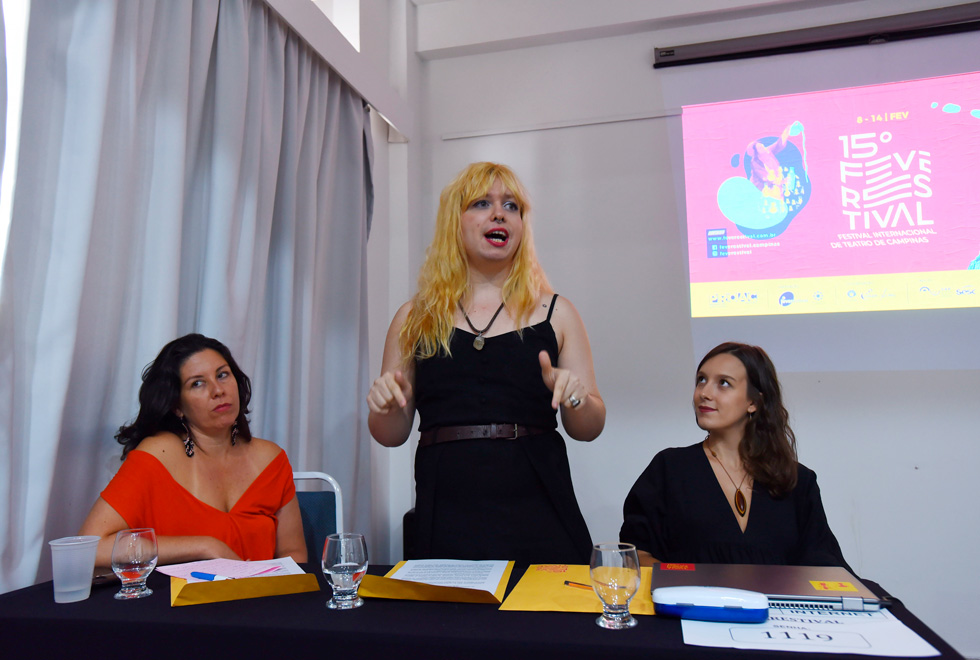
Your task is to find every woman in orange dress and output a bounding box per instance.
[80,334,306,568]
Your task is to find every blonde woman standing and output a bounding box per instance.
[368,162,604,564]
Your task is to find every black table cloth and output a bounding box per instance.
[0,565,964,660]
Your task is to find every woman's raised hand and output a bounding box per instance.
[367,370,414,414]
[538,350,587,411]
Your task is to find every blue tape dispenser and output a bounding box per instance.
[652,586,769,623]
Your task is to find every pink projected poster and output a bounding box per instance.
[683,71,980,304]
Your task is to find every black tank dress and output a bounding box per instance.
[413,295,593,564]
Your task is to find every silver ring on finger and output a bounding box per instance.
[568,395,582,408]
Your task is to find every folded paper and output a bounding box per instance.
[359,560,514,604]
[170,572,319,607]
[499,564,655,615]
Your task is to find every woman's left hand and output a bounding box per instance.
[538,350,588,411]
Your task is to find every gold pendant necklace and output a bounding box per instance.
[459,301,505,351]
[705,439,749,517]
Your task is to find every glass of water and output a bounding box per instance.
[590,542,640,629]
[322,532,368,609]
[110,528,158,600]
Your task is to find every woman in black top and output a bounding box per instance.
[367,162,605,563]
[620,342,849,570]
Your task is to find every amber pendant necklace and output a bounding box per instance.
[459,301,505,350]
[706,439,749,517]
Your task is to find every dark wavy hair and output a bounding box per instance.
[116,334,253,458]
[698,342,797,497]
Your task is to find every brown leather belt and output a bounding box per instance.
[418,424,550,447]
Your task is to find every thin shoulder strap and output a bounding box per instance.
[546,293,559,321]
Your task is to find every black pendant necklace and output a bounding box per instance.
[706,440,749,517]
[459,301,505,350]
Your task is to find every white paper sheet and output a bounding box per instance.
[157,557,304,582]
[681,606,939,657]
[389,559,509,594]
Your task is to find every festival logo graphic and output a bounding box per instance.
[717,121,811,239]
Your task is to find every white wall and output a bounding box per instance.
[413,25,980,659]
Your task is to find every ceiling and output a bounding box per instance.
[408,0,979,59]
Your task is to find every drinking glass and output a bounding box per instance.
[590,542,640,629]
[110,528,158,600]
[322,532,368,610]
[49,535,100,603]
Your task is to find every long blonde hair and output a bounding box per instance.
[399,162,552,361]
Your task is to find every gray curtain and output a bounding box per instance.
[0,3,6,184]
[0,0,373,591]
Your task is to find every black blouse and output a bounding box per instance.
[620,443,850,570]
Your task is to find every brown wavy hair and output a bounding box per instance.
[699,342,797,496]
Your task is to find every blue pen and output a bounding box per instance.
[190,571,232,581]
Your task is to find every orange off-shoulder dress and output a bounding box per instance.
[101,449,296,561]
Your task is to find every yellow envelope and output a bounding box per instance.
[170,573,320,607]
[499,564,655,615]
[359,561,515,604]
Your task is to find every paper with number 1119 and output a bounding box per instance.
[682,606,938,656]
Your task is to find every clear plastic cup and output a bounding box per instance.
[49,535,100,603]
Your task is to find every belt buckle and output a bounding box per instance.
[509,423,518,440]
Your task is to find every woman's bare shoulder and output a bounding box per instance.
[247,436,283,458]
[132,432,184,460]
[245,437,292,471]
[393,299,414,323]
[546,294,591,353]
[548,294,586,326]
[523,291,555,325]
[551,293,583,315]
[129,433,188,477]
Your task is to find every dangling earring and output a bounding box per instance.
[231,421,239,446]
[181,417,195,457]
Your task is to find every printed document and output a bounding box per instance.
[389,559,509,594]
[682,606,938,656]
